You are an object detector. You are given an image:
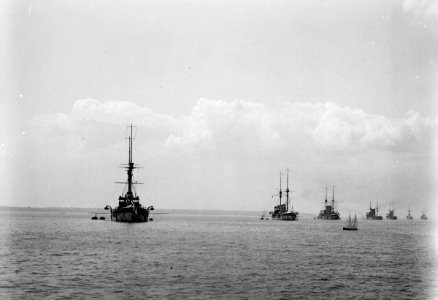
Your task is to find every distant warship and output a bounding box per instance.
[421,211,428,220]
[366,201,383,220]
[105,125,154,222]
[406,208,413,220]
[316,186,340,220]
[386,204,397,220]
[270,169,298,221]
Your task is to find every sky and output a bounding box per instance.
[1,0,437,217]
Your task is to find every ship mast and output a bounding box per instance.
[127,124,134,202]
[332,186,335,213]
[285,168,290,211]
[279,172,282,206]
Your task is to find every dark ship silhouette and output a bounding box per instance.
[406,208,413,220]
[421,211,428,220]
[316,186,340,220]
[105,125,154,222]
[270,169,298,221]
[386,204,397,220]
[366,201,383,220]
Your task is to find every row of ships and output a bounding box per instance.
[104,125,429,223]
[267,170,428,221]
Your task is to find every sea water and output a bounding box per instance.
[1,209,437,299]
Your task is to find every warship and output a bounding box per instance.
[386,204,397,220]
[421,211,428,220]
[105,125,154,222]
[270,169,298,221]
[406,208,413,220]
[366,201,383,220]
[316,186,340,220]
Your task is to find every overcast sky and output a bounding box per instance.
[1,0,437,217]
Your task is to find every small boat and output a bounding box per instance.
[91,214,98,220]
[99,216,105,220]
[343,214,358,231]
[260,211,266,220]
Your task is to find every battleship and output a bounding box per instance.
[406,208,413,220]
[366,201,383,220]
[316,186,340,220]
[105,125,154,222]
[270,169,298,221]
[421,211,428,220]
[386,204,397,220]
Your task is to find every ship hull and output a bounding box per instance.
[110,210,149,222]
[366,216,383,220]
[343,227,358,231]
[272,212,298,221]
[317,213,340,220]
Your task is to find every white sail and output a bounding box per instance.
[346,215,352,227]
[353,214,358,228]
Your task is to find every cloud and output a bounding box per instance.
[72,98,178,132]
[30,98,437,159]
[165,99,436,156]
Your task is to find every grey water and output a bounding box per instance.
[1,209,438,299]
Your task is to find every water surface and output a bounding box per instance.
[1,210,437,299]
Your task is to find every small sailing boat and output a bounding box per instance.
[91,214,98,220]
[260,211,266,220]
[343,214,358,231]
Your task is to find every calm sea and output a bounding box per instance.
[1,209,437,299]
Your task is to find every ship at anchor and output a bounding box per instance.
[316,186,340,220]
[105,125,154,222]
[386,203,397,220]
[366,201,383,220]
[270,169,298,221]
